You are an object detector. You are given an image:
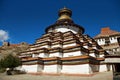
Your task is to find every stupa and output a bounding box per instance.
[19,7,109,75]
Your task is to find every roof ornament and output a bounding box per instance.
[58,7,72,20]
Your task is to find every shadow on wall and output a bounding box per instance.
[89,64,99,73]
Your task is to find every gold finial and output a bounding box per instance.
[58,7,72,20]
[58,14,71,20]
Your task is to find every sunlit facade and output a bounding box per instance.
[19,7,109,75]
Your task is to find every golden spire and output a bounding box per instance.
[58,7,72,20]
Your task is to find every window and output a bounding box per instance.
[98,39,101,42]
[114,37,116,39]
[117,37,120,43]
[110,37,112,40]
[102,39,104,41]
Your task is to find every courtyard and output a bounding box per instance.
[0,71,113,80]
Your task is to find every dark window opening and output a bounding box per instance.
[115,64,120,73]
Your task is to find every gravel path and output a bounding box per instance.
[0,71,113,80]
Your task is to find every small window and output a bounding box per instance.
[115,48,118,51]
[99,39,101,42]
[110,37,112,40]
[117,37,120,43]
[102,39,104,41]
[114,37,116,39]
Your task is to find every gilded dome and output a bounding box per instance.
[58,7,72,20]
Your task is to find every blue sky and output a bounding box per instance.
[0,0,120,45]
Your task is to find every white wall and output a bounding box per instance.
[32,53,48,58]
[32,54,39,57]
[22,65,38,73]
[55,26,79,34]
[83,45,88,49]
[49,52,63,57]
[92,46,97,49]
[61,64,90,74]
[43,65,59,73]
[63,51,82,57]
[99,54,104,57]
[39,45,50,48]
[30,48,36,50]
[37,65,43,72]
[105,58,120,63]
[21,63,107,74]
[39,53,48,58]
[30,45,50,50]
[47,25,80,34]
[51,44,62,48]
[99,64,108,72]
[89,53,96,57]
[63,43,76,48]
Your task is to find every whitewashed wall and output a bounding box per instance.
[22,65,38,73]
[30,45,50,50]
[32,53,48,58]
[99,64,108,72]
[55,26,79,34]
[32,54,39,57]
[99,54,104,57]
[63,43,76,48]
[51,44,62,48]
[61,64,90,74]
[47,25,80,34]
[105,58,120,63]
[39,45,50,48]
[92,46,97,49]
[49,52,63,57]
[37,65,43,72]
[63,51,82,57]
[83,45,88,49]
[39,53,48,58]
[30,48,36,50]
[89,53,96,57]
[43,65,59,73]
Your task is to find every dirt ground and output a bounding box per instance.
[0,71,113,80]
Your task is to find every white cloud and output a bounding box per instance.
[0,30,9,42]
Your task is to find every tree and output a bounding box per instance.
[0,54,21,74]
